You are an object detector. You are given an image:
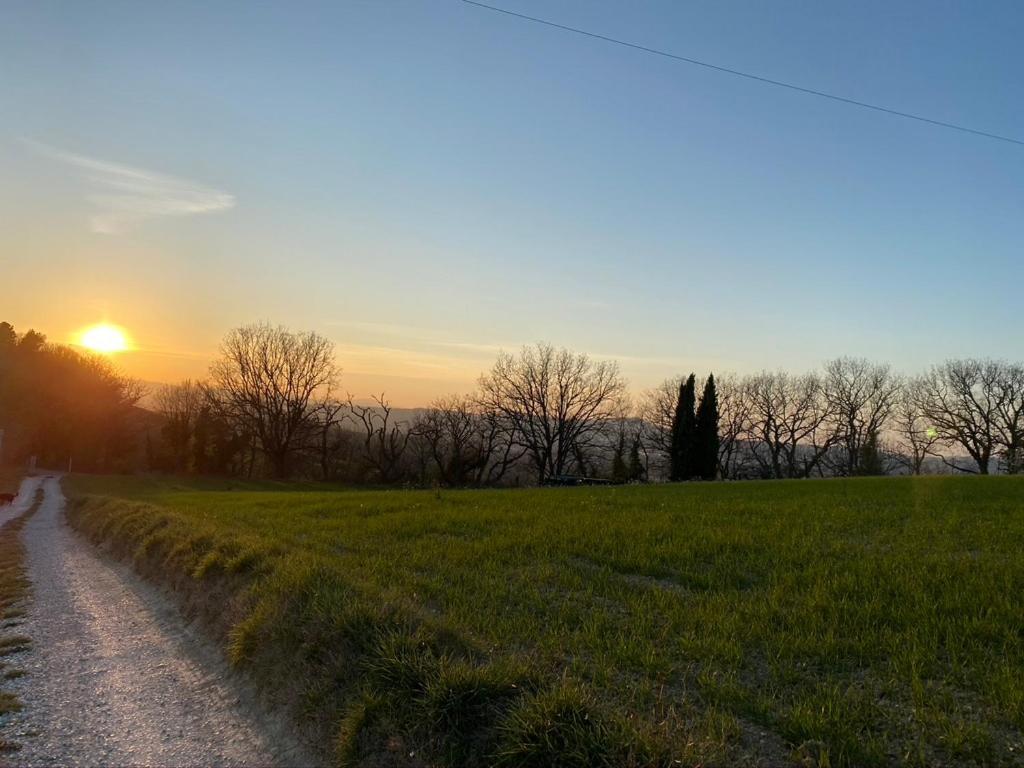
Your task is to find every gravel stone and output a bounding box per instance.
[0,476,317,767]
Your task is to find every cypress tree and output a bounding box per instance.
[670,374,697,481]
[611,434,628,483]
[628,436,644,482]
[695,373,720,480]
[857,429,885,476]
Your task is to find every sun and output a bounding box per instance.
[79,324,131,354]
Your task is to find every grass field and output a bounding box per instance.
[65,475,1024,767]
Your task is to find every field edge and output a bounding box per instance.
[63,488,690,768]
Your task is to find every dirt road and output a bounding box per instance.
[0,476,313,767]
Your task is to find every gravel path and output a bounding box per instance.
[0,475,41,526]
[1,476,315,767]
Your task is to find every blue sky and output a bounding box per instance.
[2,0,1022,403]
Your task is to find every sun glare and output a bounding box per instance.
[79,324,130,354]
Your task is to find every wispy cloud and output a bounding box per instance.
[25,139,235,234]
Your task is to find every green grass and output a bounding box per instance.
[65,475,1024,767]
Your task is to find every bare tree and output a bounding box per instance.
[716,374,753,480]
[639,376,680,479]
[154,379,204,472]
[744,371,836,479]
[414,394,524,486]
[311,398,347,481]
[822,358,901,476]
[994,363,1024,474]
[605,396,646,482]
[477,344,627,483]
[209,323,337,478]
[346,393,414,483]
[891,380,941,474]
[915,360,1007,474]
[639,377,679,457]
[475,404,529,485]
[417,395,477,485]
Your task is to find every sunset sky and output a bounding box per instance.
[3,1,1022,405]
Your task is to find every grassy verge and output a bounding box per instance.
[0,469,20,497]
[0,481,41,753]
[65,475,1024,767]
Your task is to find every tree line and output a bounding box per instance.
[0,322,143,471]
[646,358,1023,479]
[2,320,1022,483]
[149,323,1024,484]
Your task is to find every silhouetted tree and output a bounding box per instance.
[716,374,753,479]
[892,382,941,475]
[857,429,885,476]
[0,322,142,471]
[0,323,15,348]
[413,395,523,486]
[154,380,203,473]
[639,376,681,479]
[346,393,414,483]
[744,371,836,479]
[993,363,1024,474]
[208,323,337,478]
[670,374,696,481]
[628,436,645,482]
[477,344,626,484]
[611,434,628,483]
[823,358,901,476]
[916,360,1005,474]
[311,398,347,481]
[695,374,720,480]
[18,330,46,354]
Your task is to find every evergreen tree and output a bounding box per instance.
[857,429,885,476]
[695,374,720,480]
[0,322,15,348]
[670,374,697,481]
[628,436,644,482]
[611,434,628,483]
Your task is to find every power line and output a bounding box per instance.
[460,0,1024,148]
